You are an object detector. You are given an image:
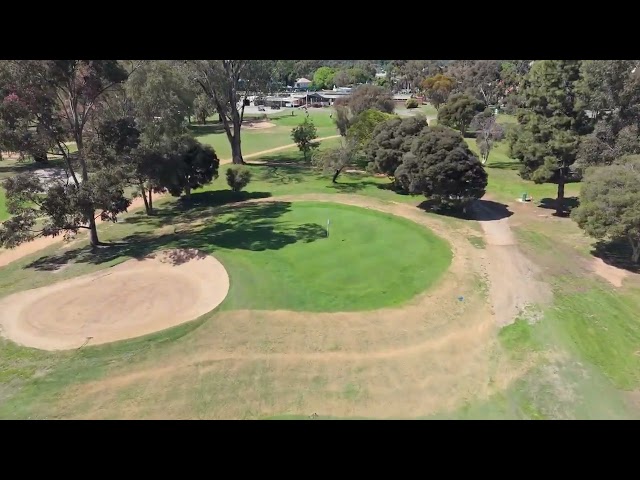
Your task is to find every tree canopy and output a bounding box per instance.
[421,74,455,110]
[509,60,591,214]
[313,67,335,90]
[575,60,640,173]
[572,155,640,263]
[365,115,429,177]
[394,126,487,211]
[0,60,132,248]
[334,85,395,136]
[437,93,484,137]
[291,118,319,161]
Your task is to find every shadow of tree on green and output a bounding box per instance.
[123,190,273,228]
[26,200,326,271]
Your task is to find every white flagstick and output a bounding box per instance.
[327,219,330,237]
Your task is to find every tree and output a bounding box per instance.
[334,84,394,136]
[348,67,373,84]
[499,61,532,113]
[437,93,484,137]
[421,74,455,110]
[470,112,505,164]
[0,60,132,248]
[313,138,361,183]
[291,118,319,161]
[365,115,429,177]
[193,93,214,125]
[571,155,640,263]
[125,60,194,146]
[575,60,640,173]
[332,69,355,87]
[313,66,335,90]
[406,98,419,109]
[390,60,442,92]
[188,60,274,165]
[226,166,252,192]
[157,136,219,200]
[444,60,503,106]
[509,60,591,215]
[394,126,487,211]
[346,109,396,151]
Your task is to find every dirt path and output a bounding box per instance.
[0,136,341,269]
[471,200,552,326]
[52,194,548,419]
[591,257,630,287]
[219,135,341,165]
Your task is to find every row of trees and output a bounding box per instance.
[0,60,269,250]
[298,83,488,210]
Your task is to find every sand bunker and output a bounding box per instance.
[0,249,229,351]
[242,121,276,130]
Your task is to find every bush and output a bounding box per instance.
[226,167,252,192]
[405,98,419,109]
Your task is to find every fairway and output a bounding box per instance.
[191,109,339,160]
[0,186,7,221]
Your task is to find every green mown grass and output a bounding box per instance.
[210,202,451,312]
[464,139,581,203]
[0,186,7,221]
[191,109,339,160]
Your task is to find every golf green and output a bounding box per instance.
[211,201,452,312]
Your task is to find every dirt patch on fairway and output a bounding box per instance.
[591,257,629,288]
[242,121,276,130]
[0,249,229,350]
[50,194,543,420]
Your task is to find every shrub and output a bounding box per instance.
[405,98,419,109]
[226,167,252,192]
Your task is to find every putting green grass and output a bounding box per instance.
[212,201,451,312]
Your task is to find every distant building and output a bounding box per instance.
[294,77,312,89]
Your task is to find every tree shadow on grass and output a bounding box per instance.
[123,190,272,228]
[0,158,66,177]
[25,201,327,271]
[325,178,401,194]
[418,198,514,221]
[591,240,640,274]
[537,197,580,217]
[187,123,227,136]
[486,160,521,170]
[251,162,310,185]
[249,152,311,167]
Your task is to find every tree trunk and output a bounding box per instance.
[76,136,98,247]
[231,130,244,165]
[188,116,191,124]
[139,181,150,215]
[332,167,344,183]
[185,185,191,200]
[630,236,640,264]
[88,216,99,248]
[556,177,566,216]
[149,189,153,212]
